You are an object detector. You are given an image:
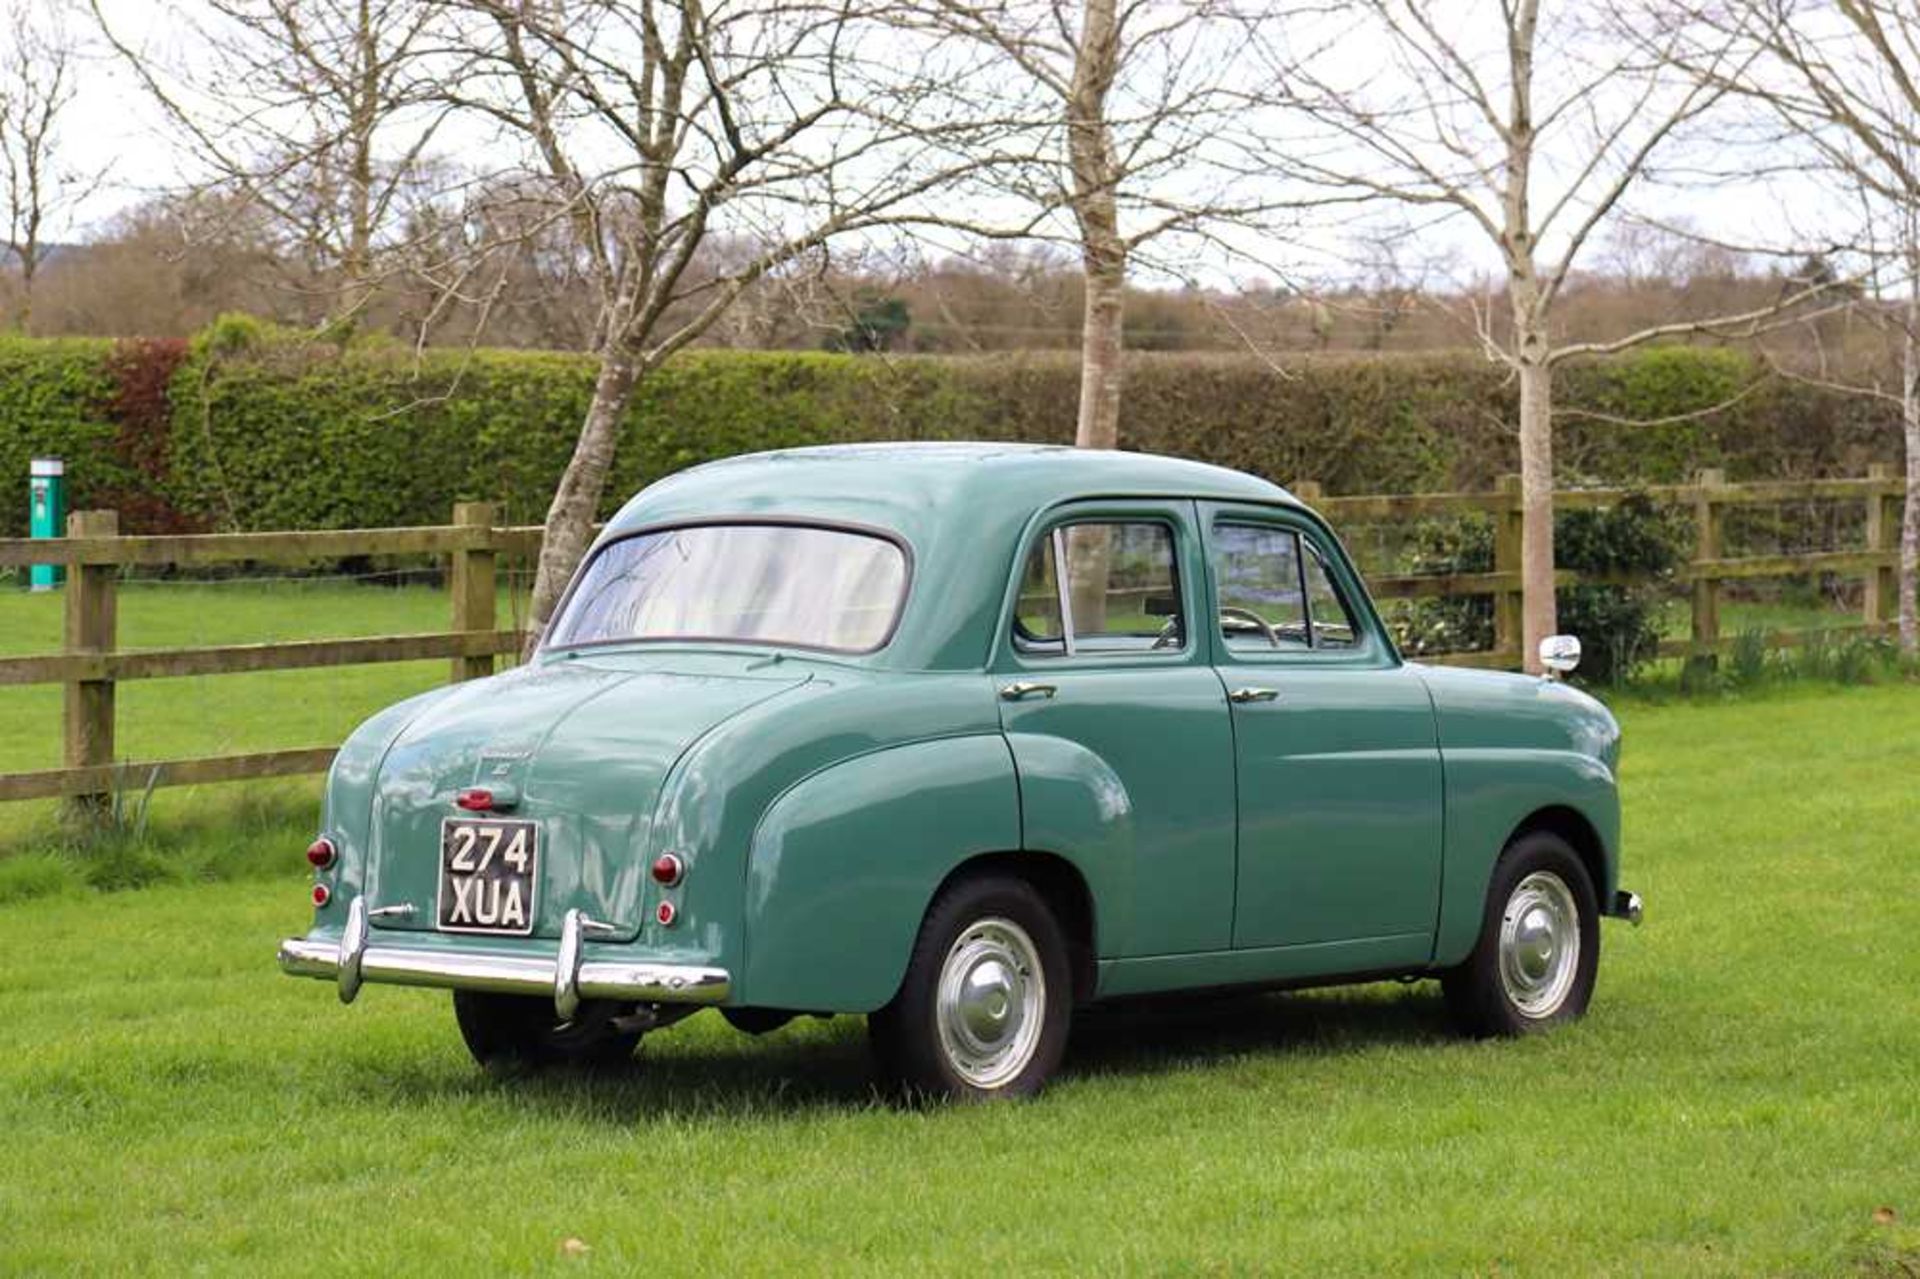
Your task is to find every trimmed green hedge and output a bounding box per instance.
[0,337,123,536]
[0,321,1903,536]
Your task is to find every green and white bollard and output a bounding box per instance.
[29,457,65,592]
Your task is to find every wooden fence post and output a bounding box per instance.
[1494,474,1522,663]
[63,509,118,812]
[1688,468,1725,677]
[1864,462,1898,627]
[450,501,498,683]
[1291,478,1324,504]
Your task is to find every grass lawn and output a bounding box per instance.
[0,581,1916,1274]
[1,686,1916,1271]
[1653,593,1876,640]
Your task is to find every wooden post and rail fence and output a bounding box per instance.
[0,470,1906,808]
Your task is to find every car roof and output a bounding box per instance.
[607,442,1296,536]
[598,442,1301,669]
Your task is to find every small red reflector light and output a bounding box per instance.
[655,900,677,927]
[650,853,684,886]
[455,789,494,812]
[305,837,336,869]
[311,883,331,908]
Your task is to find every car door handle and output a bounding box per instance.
[999,681,1058,701]
[1228,687,1280,704]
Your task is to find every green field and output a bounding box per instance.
[0,578,526,845]
[0,583,1917,1274]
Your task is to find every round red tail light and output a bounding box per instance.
[655,900,677,927]
[311,883,331,908]
[650,853,684,887]
[306,837,336,869]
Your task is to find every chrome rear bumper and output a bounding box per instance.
[1612,889,1645,926]
[279,900,730,1019]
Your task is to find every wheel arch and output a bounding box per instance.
[928,850,1099,1005]
[1433,765,1620,969]
[1510,804,1611,908]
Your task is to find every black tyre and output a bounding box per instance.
[451,991,641,1069]
[868,874,1072,1101]
[1442,830,1601,1037]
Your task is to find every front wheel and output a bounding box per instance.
[1442,831,1600,1037]
[869,874,1071,1101]
[452,991,642,1069]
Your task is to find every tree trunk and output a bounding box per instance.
[1500,1,1552,674]
[1067,0,1123,452]
[17,206,38,333]
[340,0,378,327]
[1075,254,1125,450]
[1516,350,1557,671]
[522,344,641,656]
[1901,317,1918,656]
[17,254,33,334]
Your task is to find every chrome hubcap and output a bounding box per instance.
[1498,871,1581,1018]
[936,917,1045,1089]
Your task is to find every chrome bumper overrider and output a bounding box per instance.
[278,900,731,1019]
[1612,890,1645,926]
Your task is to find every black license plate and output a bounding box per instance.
[438,817,538,935]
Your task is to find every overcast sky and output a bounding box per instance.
[38,0,169,233]
[33,0,1845,291]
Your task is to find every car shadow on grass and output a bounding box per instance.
[338,1015,885,1122]
[339,982,1457,1122]
[1065,982,1455,1080]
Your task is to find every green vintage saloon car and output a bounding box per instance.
[281,443,1641,1099]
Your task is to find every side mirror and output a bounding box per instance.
[1539,635,1582,678]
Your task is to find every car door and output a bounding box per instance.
[994,501,1238,957]
[1200,502,1443,963]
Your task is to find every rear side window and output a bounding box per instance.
[1014,521,1184,656]
[1014,535,1065,645]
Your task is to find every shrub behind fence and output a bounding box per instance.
[0,328,1907,537]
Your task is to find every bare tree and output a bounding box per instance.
[0,0,89,332]
[901,1,1278,451]
[432,1,1013,650]
[1661,0,1920,653]
[1252,2,1832,669]
[91,0,458,328]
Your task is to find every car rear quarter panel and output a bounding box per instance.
[644,671,1018,1009]
[740,734,1021,1010]
[1416,665,1622,967]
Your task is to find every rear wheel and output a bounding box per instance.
[869,874,1071,1101]
[1442,830,1600,1037]
[452,991,642,1069]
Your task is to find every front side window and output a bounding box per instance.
[1211,522,1365,653]
[1303,543,1360,649]
[1212,524,1310,651]
[547,523,908,653]
[1014,521,1184,656]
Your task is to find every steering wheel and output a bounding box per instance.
[1150,615,1184,650]
[1219,605,1281,648]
